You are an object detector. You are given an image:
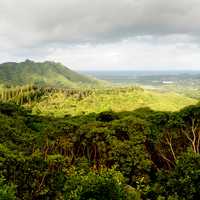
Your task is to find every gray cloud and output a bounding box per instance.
[1,0,200,70]
[1,0,200,48]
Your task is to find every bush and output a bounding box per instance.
[64,168,126,200]
[0,176,16,200]
[96,111,119,122]
[157,151,200,200]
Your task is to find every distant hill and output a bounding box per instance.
[0,60,98,87]
[30,87,197,116]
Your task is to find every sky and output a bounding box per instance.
[0,0,200,71]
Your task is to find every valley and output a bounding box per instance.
[0,61,200,200]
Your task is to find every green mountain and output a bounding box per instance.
[0,60,98,87]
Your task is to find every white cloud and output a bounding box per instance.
[44,36,200,70]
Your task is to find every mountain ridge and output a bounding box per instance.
[0,59,98,87]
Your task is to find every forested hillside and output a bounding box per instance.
[0,85,196,116]
[0,60,98,87]
[0,85,199,199]
[0,101,200,199]
[31,87,196,116]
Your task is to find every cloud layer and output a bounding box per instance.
[0,0,200,70]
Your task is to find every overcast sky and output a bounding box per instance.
[1,0,200,70]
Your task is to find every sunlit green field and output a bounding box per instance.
[31,87,197,117]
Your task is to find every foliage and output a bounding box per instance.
[157,151,200,200]
[0,176,16,200]
[64,168,126,200]
[0,85,199,199]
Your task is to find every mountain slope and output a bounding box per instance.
[31,88,197,116]
[0,60,98,87]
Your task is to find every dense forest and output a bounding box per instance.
[0,85,200,199]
